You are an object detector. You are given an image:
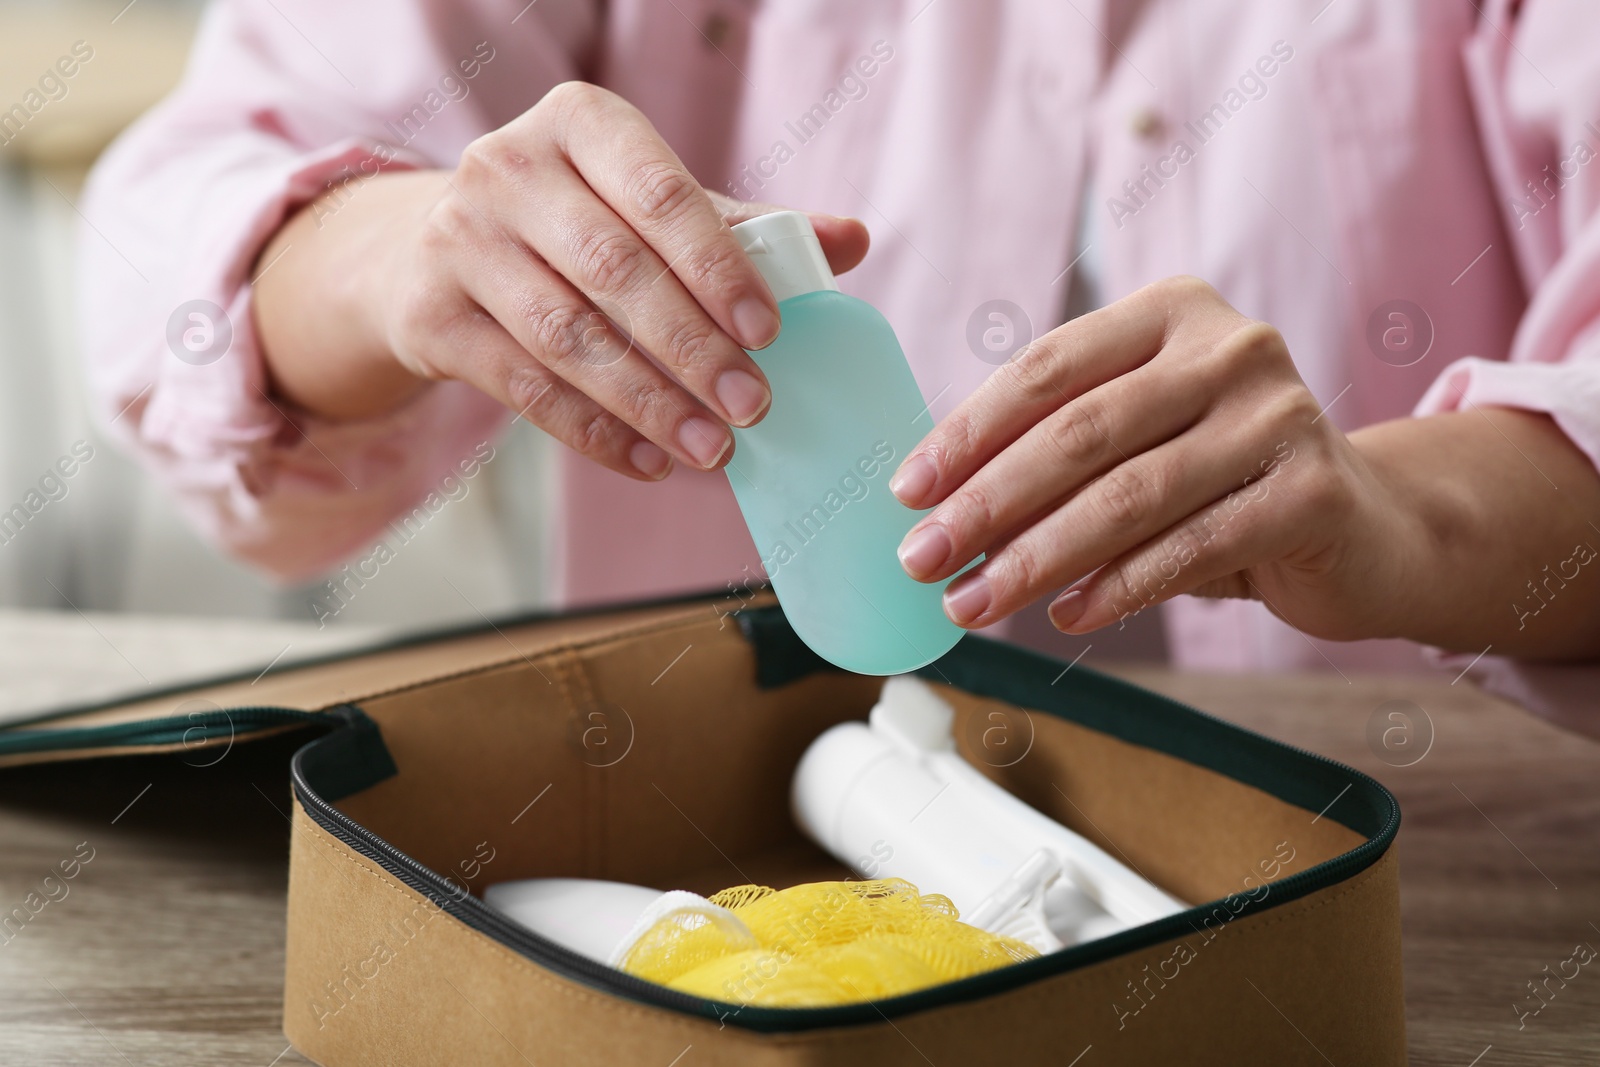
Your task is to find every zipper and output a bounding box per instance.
[289,752,756,1022]
[288,704,1399,1035]
[0,595,1399,1032]
[0,586,750,734]
[0,707,327,756]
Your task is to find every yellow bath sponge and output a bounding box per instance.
[617,879,1038,1007]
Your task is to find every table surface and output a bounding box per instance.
[0,613,1596,1066]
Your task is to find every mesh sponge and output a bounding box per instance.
[617,879,1039,1007]
[617,894,759,985]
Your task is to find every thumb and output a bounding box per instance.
[709,191,871,277]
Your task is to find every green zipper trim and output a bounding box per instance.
[289,602,1399,1034]
[0,593,1399,1032]
[0,586,742,734]
[916,629,1393,839]
[743,604,1391,839]
[0,706,326,757]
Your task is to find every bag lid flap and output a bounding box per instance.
[0,590,752,768]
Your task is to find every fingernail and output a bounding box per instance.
[677,417,732,469]
[897,523,951,579]
[943,573,992,627]
[1048,589,1088,631]
[732,297,781,350]
[715,368,771,427]
[629,440,672,480]
[890,454,937,505]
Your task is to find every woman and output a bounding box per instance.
[81,0,1600,721]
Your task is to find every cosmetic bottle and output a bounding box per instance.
[791,677,1188,950]
[727,211,963,675]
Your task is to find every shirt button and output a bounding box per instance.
[1129,108,1164,139]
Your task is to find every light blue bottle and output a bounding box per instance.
[726,211,964,675]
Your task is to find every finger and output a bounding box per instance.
[455,233,734,470]
[1045,474,1301,634]
[889,277,1202,510]
[442,307,676,481]
[521,166,773,427]
[549,83,784,351]
[897,361,1210,583]
[938,422,1295,628]
[710,192,871,276]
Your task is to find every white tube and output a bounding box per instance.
[791,677,1185,950]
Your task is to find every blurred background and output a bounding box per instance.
[0,0,558,632]
[0,0,1155,707]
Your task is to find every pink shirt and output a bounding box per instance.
[80,0,1600,721]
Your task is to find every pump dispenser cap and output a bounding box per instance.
[732,211,840,304]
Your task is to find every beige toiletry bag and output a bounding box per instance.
[0,591,1405,1065]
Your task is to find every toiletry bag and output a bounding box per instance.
[0,591,1405,1065]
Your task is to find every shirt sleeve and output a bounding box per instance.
[78,0,590,582]
[1415,0,1600,724]
[1417,0,1600,469]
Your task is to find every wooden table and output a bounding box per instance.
[0,615,1595,1065]
[1115,667,1600,1066]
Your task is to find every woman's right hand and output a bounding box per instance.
[253,81,869,480]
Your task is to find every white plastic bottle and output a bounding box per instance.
[791,677,1186,950]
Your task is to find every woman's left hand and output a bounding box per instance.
[889,275,1423,640]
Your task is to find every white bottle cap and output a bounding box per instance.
[731,210,840,304]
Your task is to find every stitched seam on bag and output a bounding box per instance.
[310,609,724,712]
[549,644,609,879]
[571,651,611,879]
[293,810,1393,1048]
